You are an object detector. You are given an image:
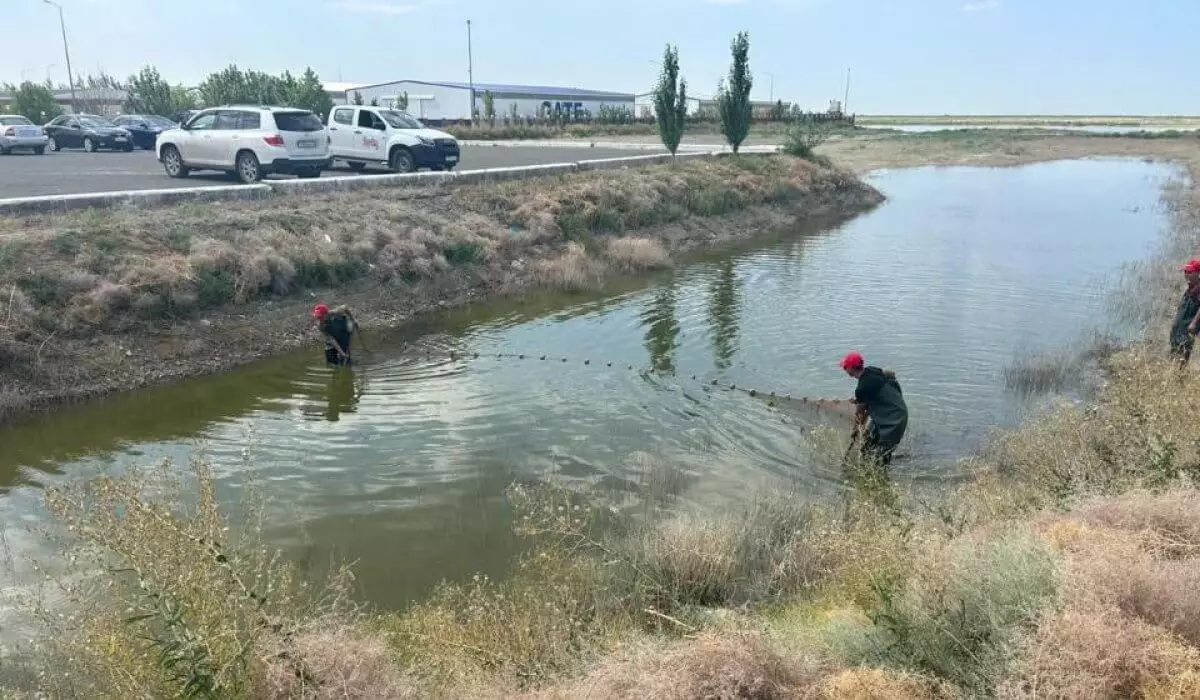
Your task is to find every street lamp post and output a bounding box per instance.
[761,71,775,102]
[466,19,475,126]
[43,0,77,112]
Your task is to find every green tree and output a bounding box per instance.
[653,44,688,156]
[198,65,281,107]
[353,91,364,106]
[125,65,194,117]
[397,91,409,111]
[483,90,496,126]
[284,68,333,118]
[716,31,753,153]
[7,82,62,123]
[369,96,379,107]
[197,65,330,116]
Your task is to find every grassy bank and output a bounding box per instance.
[0,155,880,425]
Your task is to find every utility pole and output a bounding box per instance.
[467,19,475,126]
[843,67,851,116]
[44,0,77,113]
[762,71,775,102]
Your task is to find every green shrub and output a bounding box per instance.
[441,242,483,265]
[51,230,83,257]
[831,530,1058,694]
[783,121,833,165]
[17,273,68,307]
[193,268,237,307]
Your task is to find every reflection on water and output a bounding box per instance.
[708,260,741,370]
[0,158,1178,611]
[643,283,680,374]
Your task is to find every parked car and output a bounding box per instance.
[43,114,133,152]
[111,114,176,150]
[156,106,331,183]
[170,109,196,125]
[326,106,459,173]
[0,115,49,154]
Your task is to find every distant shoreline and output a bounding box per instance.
[858,114,1200,127]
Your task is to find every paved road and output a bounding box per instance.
[0,145,664,198]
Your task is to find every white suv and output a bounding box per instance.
[156,106,331,183]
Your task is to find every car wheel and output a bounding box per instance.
[236,151,262,183]
[160,145,189,178]
[83,137,96,153]
[389,147,415,174]
[47,137,59,152]
[33,147,45,155]
[298,169,321,179]
[347,161,366,172]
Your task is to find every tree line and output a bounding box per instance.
[654,31,755,154]
[2,64,334,123]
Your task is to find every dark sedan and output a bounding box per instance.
[112,114,176,150]
[43,114,133,152]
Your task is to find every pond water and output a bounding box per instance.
[0,158,1177,611]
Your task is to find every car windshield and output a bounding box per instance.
[146,116,176,127]
[0,116,33,126]
[272,111,324,132]
[380,110,423,129]
[79,117,115,128]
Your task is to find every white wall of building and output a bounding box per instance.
[347,81,634,121]
[633,94,703,119]
[351,81,472,120]
[476,95,634,121]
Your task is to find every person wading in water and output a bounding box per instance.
[313,304,359,367]
[840,351,908,469]
[1169,259,1200,368]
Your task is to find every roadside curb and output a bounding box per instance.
[0,147,782,214]
[0,183,274,215]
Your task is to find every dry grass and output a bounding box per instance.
[255,622,419,699]
[27,458,386,699]
[528,632,814,700]
[603,236,671,272]
[809,668,958,699]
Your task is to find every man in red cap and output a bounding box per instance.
[312,303,358,366]
[840,351,908,468]
[1170,259,1200,367]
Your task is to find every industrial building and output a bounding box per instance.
[633,92,704,119]
[346,80,636,122]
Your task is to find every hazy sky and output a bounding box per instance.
[4,0,1196,114]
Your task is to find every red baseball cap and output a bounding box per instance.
[311,303,329,319]
[840,351,865,371]
[1182,260,1200,274]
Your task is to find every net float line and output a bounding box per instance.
[390,347,857,423]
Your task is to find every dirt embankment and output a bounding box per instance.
[0,155,883,426]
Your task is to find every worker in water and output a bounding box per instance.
[1169,259,1200,367]
[313,303,358,367]
[840,351,908,468]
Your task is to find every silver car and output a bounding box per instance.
[0,115,49,155]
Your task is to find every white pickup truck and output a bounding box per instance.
[327,106,460,173]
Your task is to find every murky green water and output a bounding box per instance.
[0,159,1177,610]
